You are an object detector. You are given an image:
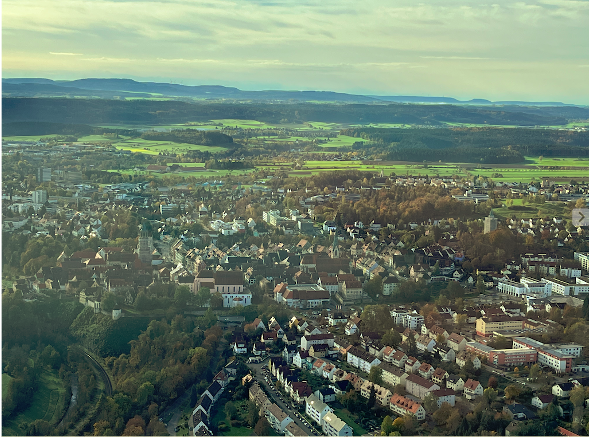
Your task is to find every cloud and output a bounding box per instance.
[49,52,83,56]
[420,56,493,60]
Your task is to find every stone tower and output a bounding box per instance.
[484,209,498,234]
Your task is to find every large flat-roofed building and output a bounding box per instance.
[476,316,524,337]
[544,278,589,296]
[513,337,581,373]
[488,348,537,367]
[574,252,589,272]
[37,167,51,182]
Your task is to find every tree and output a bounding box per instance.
[246,400,259,428]
[423,392,438,413]
[433,402,453,426]
[195,287,211,307]
[368,367,383,386]
[367,383,376,408]
[483,387,498,405]
[101,292,117,313]
[528,363,541,380]
[476,276,485,294]
[224,401,237,422]
[381,415,394,436]
[211,292,223,309]
[254,417,272,436]
[487,375,498,389]
[174,285,192,306]
[504,384,521,400]
[570,384,589,407]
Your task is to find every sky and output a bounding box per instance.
[2,0,589,104]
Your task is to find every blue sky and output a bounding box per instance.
[2,0,588,103]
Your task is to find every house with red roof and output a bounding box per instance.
[463,378,483,400]
[389,394,426,421]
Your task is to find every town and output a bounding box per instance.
[2,136,589,437]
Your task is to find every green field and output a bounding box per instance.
[523,156,589,167]
[317,135,361,148]
[112,138,228,155]
[3,373,13,398]
[2,135,61,142]
[2,370,67,436]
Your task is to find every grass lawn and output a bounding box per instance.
[2,370,67,436]
[2,373,13,398]
[317,135,361,148]
[333,408,368,435]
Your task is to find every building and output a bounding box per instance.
[513,337,581,373]
[574,252,589,272]
[544,278,589,296]
[360,381,392,406]
[484,211,498,234]
[266,403,293,433]
[405,374,440,400]
[305,394,333,426]
[463,379,483,400]
[37,167,51,182]
[32,189,48,205]
[552,383,575,397]
[321,412,353,436]
[285,422,307,437]
[194,270,252,308]
[446,375,465,392]
[301,334,335,351]
[488,348,537,367]
[389,394,426,421]
[432,388,456,407]
[347,346,381,373]
[475,316,524,337]
[379,362,408,387]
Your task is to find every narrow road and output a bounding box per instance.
[161,387,191,436]
[247,362,319,436]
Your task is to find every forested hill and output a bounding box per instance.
[2,97,585,127]
[343,127,589,163]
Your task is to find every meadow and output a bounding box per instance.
[111,138,228,155]
[2,370,67,436]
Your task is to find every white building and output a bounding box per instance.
[305,395,333,426]
[321,413,353,436]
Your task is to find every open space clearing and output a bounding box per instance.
[2,370,67,436]
[493,200,568,221]
[2,373,13,398]
[112,138,228,155]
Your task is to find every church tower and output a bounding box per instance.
[331,231,340,259]
[138,223,153,265]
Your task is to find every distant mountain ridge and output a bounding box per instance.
[2,77,582,107]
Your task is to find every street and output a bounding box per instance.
[247,361,321,436]
[159,386,191,436]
